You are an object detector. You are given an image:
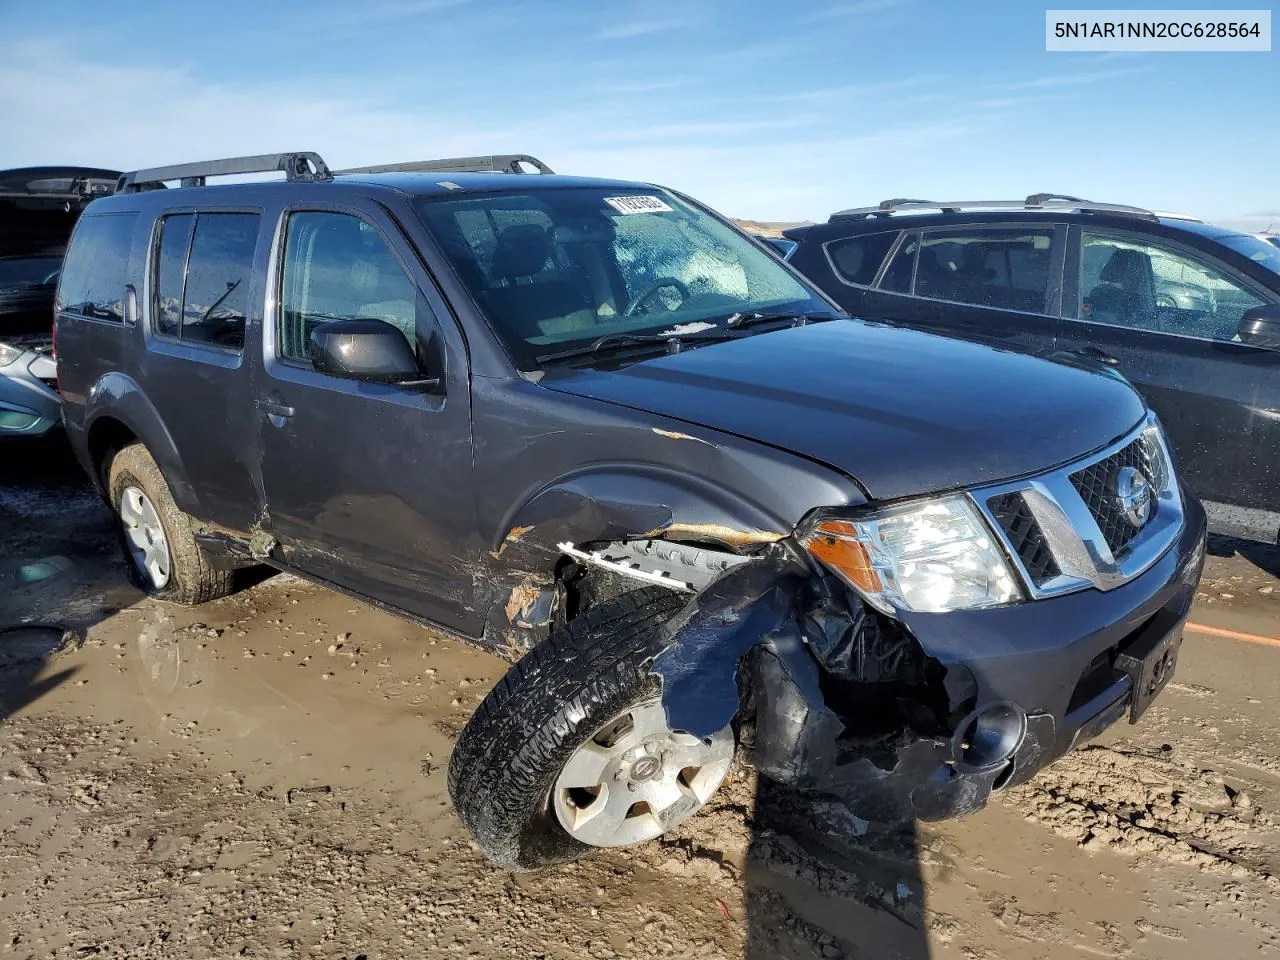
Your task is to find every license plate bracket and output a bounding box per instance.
[1115,623,1182,722]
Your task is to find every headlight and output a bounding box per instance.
[0,342,23,368]
[802,496,1021,614]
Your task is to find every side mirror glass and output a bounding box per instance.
[1238,304,1280,350]
[309,318,439,387]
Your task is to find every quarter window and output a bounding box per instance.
[913,228,1056,313]
[151,212,259,350]
[278,212,419,363]
[1079,232,1267,342]
[826,231,898,286]
[153,214,193,338]
[57,213,138,321]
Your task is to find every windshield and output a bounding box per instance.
[1219,232,1280,276]
[0,255,62,288]
[416,186,828,367]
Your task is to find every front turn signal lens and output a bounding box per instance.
[804,520,883,596]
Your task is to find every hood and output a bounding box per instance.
[543,320,1146,501]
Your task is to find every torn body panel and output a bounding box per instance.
[649,496,1206,825]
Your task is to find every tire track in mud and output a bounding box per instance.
[0,714,743,960]
[1003,743,1278,886]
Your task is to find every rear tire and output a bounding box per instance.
[448,586,734,870]
[106,443,234,605]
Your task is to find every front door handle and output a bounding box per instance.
[1076,346,1119,366]
[257,400,296,418]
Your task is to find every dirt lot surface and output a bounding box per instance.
[3,437,1279,960]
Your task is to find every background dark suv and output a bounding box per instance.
[784,197,1280,545]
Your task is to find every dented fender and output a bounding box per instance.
[490,466,790,566]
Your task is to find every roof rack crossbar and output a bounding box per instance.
[1024,192,1087,205]
[333,154,554,176]
[118,152,332,192]
[830,197,1158,222]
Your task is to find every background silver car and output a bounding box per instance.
[0,336,59,438]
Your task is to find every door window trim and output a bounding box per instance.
[144,205,264,358]
[868,222,1068,319]
[1063,224,1278,348]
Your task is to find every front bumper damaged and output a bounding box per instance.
[649,495,1207,825]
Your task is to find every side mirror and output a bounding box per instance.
[309,318,439,387]
[1238,304,1280,350]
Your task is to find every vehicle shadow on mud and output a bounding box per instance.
[0,434,132,723]
[743,781,931,959]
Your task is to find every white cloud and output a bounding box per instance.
[6,39,1226,225]
[999,67,1147,90]
[596,17,693,40]
[321,0,475,25]
[801,0,908,23]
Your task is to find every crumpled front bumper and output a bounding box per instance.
[651,493,1207,825]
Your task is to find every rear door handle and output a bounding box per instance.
[124,285,138,326]
[1076,346,1119,366]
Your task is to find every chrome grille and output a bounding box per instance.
[988,492,1060,585]
[1068,432,1169,557]
[973,414,1183,600]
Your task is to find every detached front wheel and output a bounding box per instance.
[448,587,735,869]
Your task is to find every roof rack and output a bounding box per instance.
[1152,210,1204,223]
[118,152,332,193]
[830,194,1158,222]
[333,154,554,176]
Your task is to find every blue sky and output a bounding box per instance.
[1,0,1275,227]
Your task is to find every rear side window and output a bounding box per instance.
[153,214,193,337]
[57,213,138,321]
[825,231,898,286]
[913,228,1056,313]
[151,212,259,350]
[878,232,918,293]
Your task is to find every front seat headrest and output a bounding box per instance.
[493,223,553,280]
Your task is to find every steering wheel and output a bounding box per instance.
[624,277,692,317]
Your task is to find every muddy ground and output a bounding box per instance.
[2,436,1279,960]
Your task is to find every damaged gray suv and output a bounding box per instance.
[54,152,1206,869]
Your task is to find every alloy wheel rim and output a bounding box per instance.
[119,485,171,589]
[552,697,734,848]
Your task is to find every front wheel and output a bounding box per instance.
[448,587,735,869]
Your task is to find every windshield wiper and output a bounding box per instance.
[725,310,837,329]
[535,329,735,366]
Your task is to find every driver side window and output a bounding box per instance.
[1078,232,1265,342]
[278,211,419,363]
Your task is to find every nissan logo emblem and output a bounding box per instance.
[1113,466,1154,528]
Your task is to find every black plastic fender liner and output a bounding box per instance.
[647,555,820,741]
[645,551,1031,824]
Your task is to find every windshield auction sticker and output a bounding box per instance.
[604,195,675,215]
[1046,10,1271,50]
